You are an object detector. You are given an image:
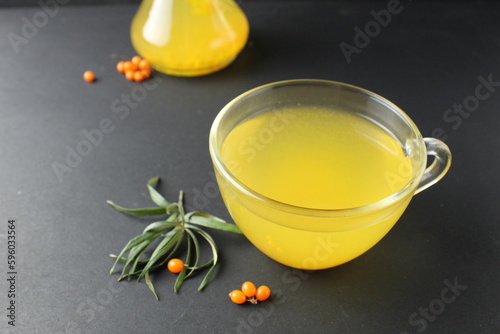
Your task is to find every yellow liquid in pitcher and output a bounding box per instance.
[219,106,414,269]
[131,0,249,76]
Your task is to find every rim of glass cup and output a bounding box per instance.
[209,79,427,218]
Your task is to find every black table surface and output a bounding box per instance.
[1,1,499,333]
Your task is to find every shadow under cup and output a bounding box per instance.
[209,80,451,270]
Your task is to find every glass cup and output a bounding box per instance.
[209,79,451,270]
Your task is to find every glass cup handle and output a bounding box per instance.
[414,138,452,195]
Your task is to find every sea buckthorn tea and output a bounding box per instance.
[221,106,412,210]
[209,80,451,269]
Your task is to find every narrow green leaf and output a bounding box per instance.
[143,220,176,234]
[174,269,188,293]
[116,268,144,280]
[166,212,179,223]
[174,227,196,292]
[188,259,214,271]
[138,228,183,280]
[184,229,200,279]
[192,226,218,265]
[110,231,160,274]
[117,235,182,282]
[143,237,183,274]
[145,271,159,301]
[121,239,150,280]
[190,226,219,291]
[128,240,152,279]
[177,190,186,217]
[106,201,166,216]
[166,202,180,215]
[111,221,174,277]
[147,176,170,208]
[198,264,217,291]
[186,232,193,263]
[186,212,242,234]
[109,254,148,266]
[143,229,178,269]
[185,211,225,223]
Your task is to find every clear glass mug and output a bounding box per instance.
[209,80,451,270]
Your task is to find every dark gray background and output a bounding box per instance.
[0,0,494,7]
[0,0,140,5]
[1,1,499,333]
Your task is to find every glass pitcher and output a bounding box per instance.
[130,0,249,76]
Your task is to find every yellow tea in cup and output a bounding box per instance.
[221,106,412,210]
[209,80,451,269]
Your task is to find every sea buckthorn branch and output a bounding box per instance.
[107,176,242,300]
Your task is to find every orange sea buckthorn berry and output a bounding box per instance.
[133,71,144,82]
[256,285,271,302]
[125,70,135,81]
[229,290,247,304]
[116,61,125,73]
[167,258,185,274]
[138,59,151,71]
[241,281,257,298]
[123,61,136,73]
[131,55,142,65]
[141,69,151,79]
[83,70,95,82]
